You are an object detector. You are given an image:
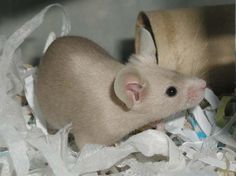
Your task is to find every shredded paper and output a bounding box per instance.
[0,4,235,176]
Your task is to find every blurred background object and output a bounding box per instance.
[135,5,235,95]
[0,0,234,60]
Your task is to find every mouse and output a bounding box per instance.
[36,28,206,149]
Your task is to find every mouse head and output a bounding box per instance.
[114,28,206,119]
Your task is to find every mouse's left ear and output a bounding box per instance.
[138,28,157,64]
[114,66,148,109]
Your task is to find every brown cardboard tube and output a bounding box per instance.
[135,5,235,95]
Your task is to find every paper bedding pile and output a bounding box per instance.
[0,4,236,176]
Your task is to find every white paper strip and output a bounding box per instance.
[26,128,73,176]
[72,130,185,175]
[190,106,212,136]
[204,88,220,110]
[0,124,29,176]
[43,32,57,53]
[0,4,70,87]
[0,4,71,175]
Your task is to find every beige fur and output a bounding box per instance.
[36,33,206,149]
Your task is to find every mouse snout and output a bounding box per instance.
[198,79,207,90]
[189,78,206,94]
[186,78,206,107]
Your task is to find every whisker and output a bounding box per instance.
[199,70,208,78]
[178,22,201,59]
[191,41,209,75]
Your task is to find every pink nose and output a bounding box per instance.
[199,79,207,89]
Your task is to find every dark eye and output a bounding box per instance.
[166,86,177,97]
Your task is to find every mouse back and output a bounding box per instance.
[36,36,123,129]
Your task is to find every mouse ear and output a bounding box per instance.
[139,27,157,64]
[114,66,148,109]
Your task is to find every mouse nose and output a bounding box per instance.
[199,79,207,89]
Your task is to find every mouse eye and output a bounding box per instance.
[166,86,177,97]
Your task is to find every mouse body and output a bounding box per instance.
[36,29,206,149]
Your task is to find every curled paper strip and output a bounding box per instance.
[0,124,29,176]
[164,88,236,172]
[26,127,74,176]
[0,4,71,175]
[0,4,71,90]
[73,130,185,175]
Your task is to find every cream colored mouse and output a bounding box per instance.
[36,28,206,149]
